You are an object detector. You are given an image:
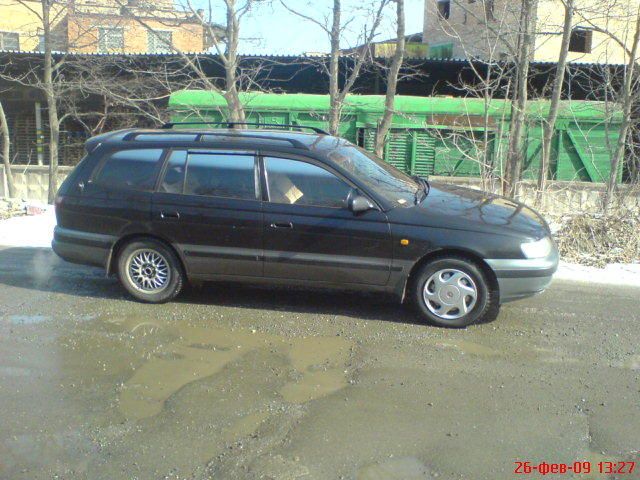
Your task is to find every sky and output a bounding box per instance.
[211,0,425,55]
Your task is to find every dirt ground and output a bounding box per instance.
[0,247,638,480]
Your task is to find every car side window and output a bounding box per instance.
[94,149,164,191]
[159,151,187,194]
[264,157,351,208]
[184,152,256,200]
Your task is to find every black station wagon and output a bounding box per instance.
[53,123,558,327]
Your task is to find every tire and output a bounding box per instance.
[411,256,499,328]
[117,238,185,303]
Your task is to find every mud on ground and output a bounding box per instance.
[0,247,639,479]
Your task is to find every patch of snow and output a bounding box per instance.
[0,207,56,248]
[555,261,640,287]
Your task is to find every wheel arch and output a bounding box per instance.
[401,247,499,303]
[106,233,186,277]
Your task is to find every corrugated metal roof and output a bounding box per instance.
[0,49,628,66]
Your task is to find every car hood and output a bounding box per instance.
[387,181,550,239]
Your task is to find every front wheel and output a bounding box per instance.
[411,256,499,328]
[117,239,185,303]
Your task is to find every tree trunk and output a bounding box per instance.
[504,0,536,198]
[0,100,16,198]
[42,0,59,204]
[328,0,342,135]
[604,7,640,211]
[536,0,574,206]
[375,0,405,159]
[224,0,246,124]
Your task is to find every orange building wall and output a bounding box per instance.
[67,15,205,53]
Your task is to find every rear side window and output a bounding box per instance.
[184,153,256,200]
[94,149,164,191]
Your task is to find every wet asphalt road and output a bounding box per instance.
[0,246,638,480]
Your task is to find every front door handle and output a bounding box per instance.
[270,222,293,229]
[160,211,180,220]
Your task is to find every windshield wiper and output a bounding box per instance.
[412,175,430,204]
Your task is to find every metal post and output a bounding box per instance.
[35,101,44,166]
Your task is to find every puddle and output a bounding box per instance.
[357,457,433,480]
[223,410,270,442]
[110,317,354,420]
[119,339,247,420]
[280,368,348,403]
[8,314,50,325]
[282,336,352,403]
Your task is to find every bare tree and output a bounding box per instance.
[120,0,263,124]
[0,98,16,198]
[536,0,574,205]
[374,0,405,158]
[40,0,61,203]
[65,56,196,133]
[425,0,518,191]
[604,5,640,210]
[0,0,93,202]
[282,0,389,135]
[504,0,537,198]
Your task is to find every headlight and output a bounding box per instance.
[520,237,553,259]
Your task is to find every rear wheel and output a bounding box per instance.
[117,239,184,303]
[411,256,499,328]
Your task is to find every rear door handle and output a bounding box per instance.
[160,211,180,220]
[270,222,293,229]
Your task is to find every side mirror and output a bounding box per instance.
[349,194,375,213]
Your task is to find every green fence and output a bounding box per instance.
[168,91,623,183]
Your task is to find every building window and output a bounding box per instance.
[437,0,451,20]
[0,32,20,50]
[148,30,172,53]
[569,28,593,53]
[98,27,124,53]
[36,35,45,52]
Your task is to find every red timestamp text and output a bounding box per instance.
[514,461,636,476]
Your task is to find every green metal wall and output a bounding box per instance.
[168,91,623,183]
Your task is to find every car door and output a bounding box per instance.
[261,155,392,285]
[152,149,263,278]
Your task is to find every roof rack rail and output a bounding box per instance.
[197,131,309,150]
[161,121,329,135]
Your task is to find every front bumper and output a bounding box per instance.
[486,249,559,303]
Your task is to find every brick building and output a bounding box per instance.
[0,0,222,53]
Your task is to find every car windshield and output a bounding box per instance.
[327,143,421,207]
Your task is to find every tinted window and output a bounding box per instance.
[94,149,163,191]
[159,151,187,194]
[265,157,351,208]
[327,143,419,207]
[184,153,256,200]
